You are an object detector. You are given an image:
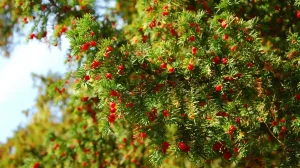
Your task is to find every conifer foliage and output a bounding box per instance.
[1,0,300,167]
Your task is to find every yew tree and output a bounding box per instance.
[1,0,300,167]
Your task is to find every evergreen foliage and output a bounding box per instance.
[1,0,300,167]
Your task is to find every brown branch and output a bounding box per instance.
[263,122,286,149]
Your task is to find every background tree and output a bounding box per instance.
[1,0,300,167]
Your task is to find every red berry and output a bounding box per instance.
[281,126,286,133]
[106,46,113,52]
[110,102,116,108]
[224,34,229,40]
[297,11,300,19]
[162,11,169,16]
[231,46,237,52]
[178,142,190,152]
[168,67,175,73]
[163,109,170,117]
[118,65,124,71]
[23,17,28,24]
[213,56,220,64]
[161,141,170,154]
[160,63,167,69]
[223,150,231,160]
[91,60,100,69]
[81,43,89,51]
[234,73,243,78]
[81,96,89,102]
[33,162,41,168]
[234,146,239,153]
[61,25,67,33]
[212,142,222,151]
[248,62,253,67]
[224,76,230,81]
[221,58,228,65]
[229,125,235,133]
[53,143,59,150]
[29,33,35,39]
[189,35,195,42]
[110,107,116,113]
[221,94,227,100]
[84,75,90,81]
[42,31,47,37]
[192,47,197,55]
[146,5,153,13]
[61,152,66,157]
[110,90,119,97]
[140,132,147,139]
[187,64,194,71]
[295,94,300,100]
[199,102,206,106]
[235,117,240,123]
[221,20,227,28]
[169,27,177,36]
[106,73,112,80]
[82,162,88,167]
[292,40,296,44]
[108,113,116,123]
[41,5,46,11]
[215,85,222,92]
[104,52,110,57]
[167,57,174,63]
[90,41,96,47]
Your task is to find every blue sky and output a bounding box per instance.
[0,38,69,143]
[0,0,117,143]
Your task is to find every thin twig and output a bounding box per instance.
[263,122,286,149]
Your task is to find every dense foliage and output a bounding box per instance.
[1,0,300,167]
